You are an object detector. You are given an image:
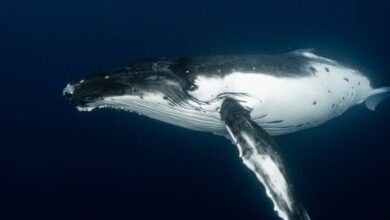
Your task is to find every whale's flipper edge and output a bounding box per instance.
[220,98,310,220]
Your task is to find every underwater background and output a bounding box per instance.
[1,0,390,219]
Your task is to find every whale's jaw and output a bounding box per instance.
[63,59,194,114]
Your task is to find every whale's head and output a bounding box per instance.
[63,60,194,112]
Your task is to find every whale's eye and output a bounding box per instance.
[188,84,198,91]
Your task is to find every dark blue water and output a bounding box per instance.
[1,1,390,219]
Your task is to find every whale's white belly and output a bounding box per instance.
[189,62,372,135]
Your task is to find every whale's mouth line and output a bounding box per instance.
[68,88,260,115]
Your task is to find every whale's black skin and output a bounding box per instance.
[64,50,331,108]
[171,53,319,78]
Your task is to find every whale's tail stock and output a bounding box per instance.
[365,86,390,111]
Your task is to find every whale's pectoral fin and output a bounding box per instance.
[220,98,310,220]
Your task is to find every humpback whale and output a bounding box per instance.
[63,49,390,220]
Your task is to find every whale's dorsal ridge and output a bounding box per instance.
[290,48,316,55]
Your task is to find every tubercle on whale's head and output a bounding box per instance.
[63,63,189,111]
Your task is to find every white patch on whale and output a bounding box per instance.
[241,132,292,220]
[189,60,373,135]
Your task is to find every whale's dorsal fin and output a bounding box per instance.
[220,98,310,220]
[290,48,316,55]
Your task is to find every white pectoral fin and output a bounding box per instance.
[365,87,390,111]
[221,98,310,220]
